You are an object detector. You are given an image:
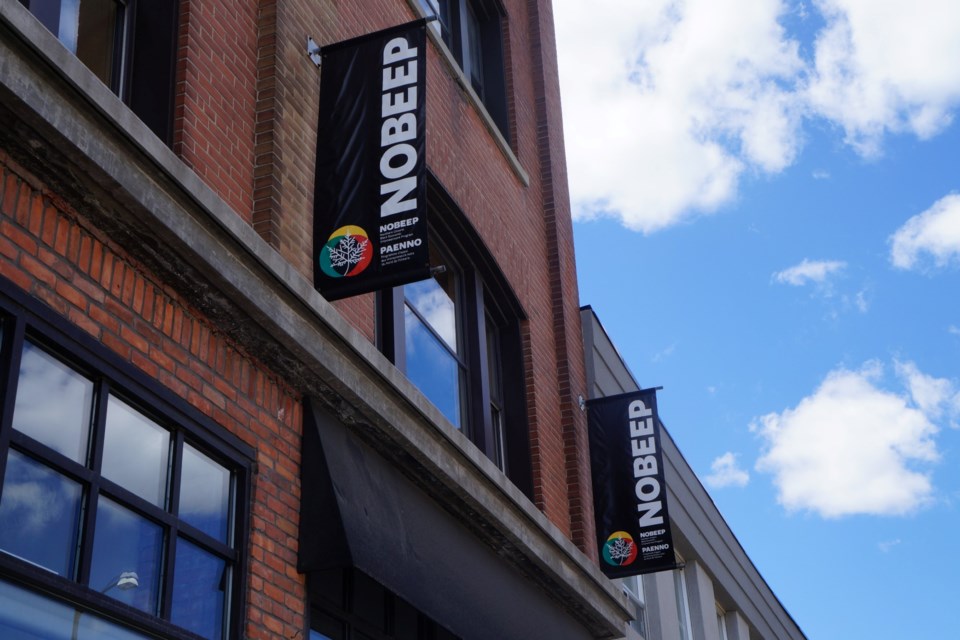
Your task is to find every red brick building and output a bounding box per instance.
[0,1,628,639]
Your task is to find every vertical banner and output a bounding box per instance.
[588,388,677,578]
[313,20,431,300]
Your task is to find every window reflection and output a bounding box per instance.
[171,539,226,640]
[0,578,152,639]
[74,0,121,86]
[22,0,122,89]
[404,276,458,353]
[13,341,93,463]
[0,302,245,640]
[102,396,169,507]
[180,444,231,543]
[404,307,462,427]
[0,450,82,577]
[90,498,162,615]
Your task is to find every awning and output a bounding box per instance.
[298,398,601,640]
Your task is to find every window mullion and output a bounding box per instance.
[376,289,403,367]
[463,272,493,457]
[75,380,111,588]
[113,0,133,97]
[403,298,466,368]
[160,430,184,620]
[0,314,27,496]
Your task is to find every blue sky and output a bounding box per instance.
[554,1,960,638]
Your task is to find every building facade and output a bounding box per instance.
[581,307,807,640]
[0,1,630,639]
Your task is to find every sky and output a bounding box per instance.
[553,1,960,639]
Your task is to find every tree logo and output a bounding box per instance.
[602,531,637,567]
[320,225,374,278]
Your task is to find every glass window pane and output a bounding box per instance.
[76,0,120,87]
[0,578,153,640]
[171,539,227,640]
[404,307,462,427]
[13,342,93,463]
[90,498,163,615]
[464,0,485,93]
[0,450,82,577]
[485,319,502,402]
[57,0,80,52]
[310,611,344,640]
[404,276,458,354]
[180,444,231,544]
[102,396,169,507]
[25,0,63,40]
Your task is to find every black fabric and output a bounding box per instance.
[297,398,352,572]
[298,399,596,640]
[588,388,678,578]
[313,20,430,300]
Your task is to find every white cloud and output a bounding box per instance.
[752,361,941,518]
[705,452,750,488]
[852,289,869,313]
[773,258,846,286]
[652,343,676,363]
[889,194,960,270]
[878,538,902,553]
[555,1,960,232]
[805,0,960,156]
[895,361,953,417]
[555,0,803,232]
[896,360,960,428]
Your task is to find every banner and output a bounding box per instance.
[588,388,677,578]
[313,20,431,300]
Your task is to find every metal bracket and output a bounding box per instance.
[306,36,322,67]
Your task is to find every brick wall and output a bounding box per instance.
[174,0,260,223]
[0,152,306,640]
[157,0,589,552]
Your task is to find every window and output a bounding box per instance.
[401,245,466,429]
[19,0,179,144]
[378,179,531,497]
[0,578,155,639]
[620,575,646,637]
[309,568,460,640]
[419,0,509,136]
[673,564,693,640]
[0,284,252,640]
[716,604,729,640]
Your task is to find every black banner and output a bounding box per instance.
[588,388,676,578]
[313,20,431,300]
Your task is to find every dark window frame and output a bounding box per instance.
[377,177,532,498]
[308,568,461,640]
[0,276,254,640]
[422,0,510,138]
[19,0,180,145]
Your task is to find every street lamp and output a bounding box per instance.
[71,571,140,640]
[110,572,140,592]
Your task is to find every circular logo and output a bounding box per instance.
[319,225,373,278]
[602,531,637,567]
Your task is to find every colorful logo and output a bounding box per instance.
[320,225,373,278]
[602,531,637,567]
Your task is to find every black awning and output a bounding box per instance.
[298,398,598,640]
